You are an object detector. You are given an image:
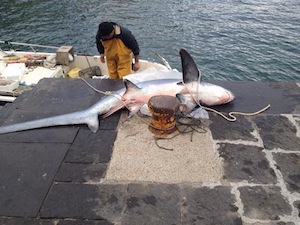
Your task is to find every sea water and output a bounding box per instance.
[0,0,299,81]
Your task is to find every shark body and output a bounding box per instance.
[0,49,234,134]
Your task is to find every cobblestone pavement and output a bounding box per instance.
[0,79,299,225]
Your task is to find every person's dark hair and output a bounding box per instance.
[98,22,114,37]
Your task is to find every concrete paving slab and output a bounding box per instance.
[253,115,300,151]
[55,163,107,182]
[0,103,16,121]
[0,218,54,225]
[273,153,300,194]
[294,201,300,219]
[99,111,122,130]
[40,183,126,222]
[57,220,114,225]
[238,186,292,220]
[65,128,117,163]
[182,186,242,225]
[210,114,258,142]
[121,183,181,225]
[18,78,99,112]
[218,143,277,184]
[243,222,295,225]
[0,91,32,126]
[0,143,69,217]
[106,113,223,184]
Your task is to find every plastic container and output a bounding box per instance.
[0,79,19,92]
[68,67,81,78]
[79,66,101,78]
[1,63,26,81]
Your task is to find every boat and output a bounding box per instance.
[0,41,169,103]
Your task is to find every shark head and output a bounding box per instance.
[198,83,235,106]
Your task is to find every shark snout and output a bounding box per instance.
[221,90,235,104]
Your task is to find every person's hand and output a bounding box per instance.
[100,54,105,63]
[133,62,140,71]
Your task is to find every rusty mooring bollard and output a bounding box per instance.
[148,95,180,135]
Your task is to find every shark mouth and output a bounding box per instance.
[223,90,235,104]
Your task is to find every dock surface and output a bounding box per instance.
[0,78,299,225]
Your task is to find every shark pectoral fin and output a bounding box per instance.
[86,113,99,133]
[102,101,128,119]
[176,93,197,113]
[128,105,142,118]
[139,104,152,117]
[102,98,135,119]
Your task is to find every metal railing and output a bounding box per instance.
[0,40,59,52]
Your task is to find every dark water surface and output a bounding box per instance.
[0,0,299,81]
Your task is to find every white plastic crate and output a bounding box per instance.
[0,79,19,92]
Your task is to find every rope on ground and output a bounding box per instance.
[202,104,271,122]
[79,77,115,96]
[155,115,207,151]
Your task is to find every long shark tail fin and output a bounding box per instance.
[0,110,100,135]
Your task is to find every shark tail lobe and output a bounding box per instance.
[0,110,100,135]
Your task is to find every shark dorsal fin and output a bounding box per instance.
[179,49,201,84]
[124,79,141,92]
